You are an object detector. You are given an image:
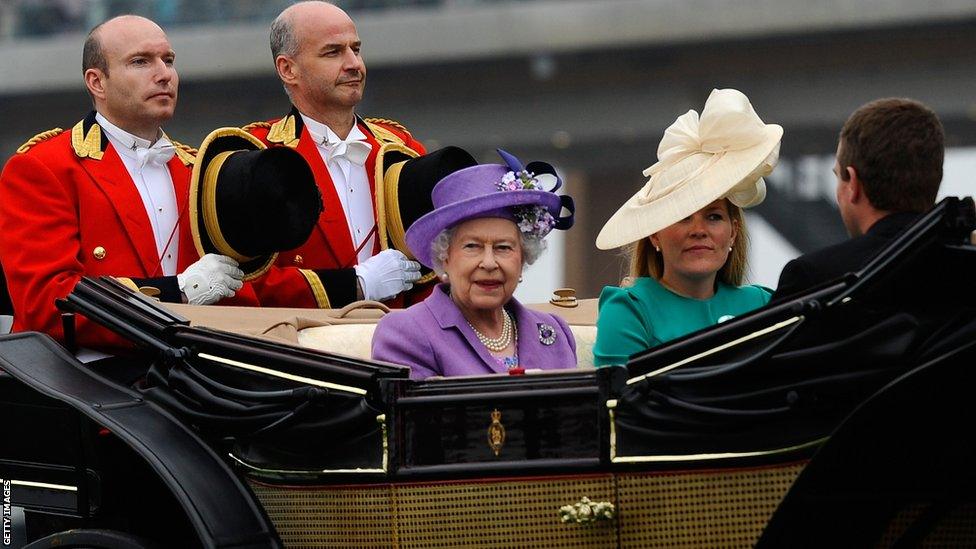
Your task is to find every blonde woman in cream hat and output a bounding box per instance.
[592,89,782,367]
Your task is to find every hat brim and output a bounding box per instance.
[189,127,277,281]
[373,142,420,253]
[373,142,441,284]
[406,190,562,269]
[596,124,783,250]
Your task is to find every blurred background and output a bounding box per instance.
[1,0,974,302]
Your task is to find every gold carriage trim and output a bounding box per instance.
[10,479,78,492]
[229,453,386,475]
[606,398,827,463]
[299,269,332,309]
[71,120,104,160]
[626,316,803,385]
[364,117,412,138]
[487,409,506,456]
[267,115,299,148]
[170,139,197,166]
[16,128,64,154]
[378,414,389,473]
[199,352,366,395]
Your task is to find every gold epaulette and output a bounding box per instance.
[16,128,65,154]
[364,117,412,137]
[171,140,197,166]
[267,115,300,148]
[241,121,272,132]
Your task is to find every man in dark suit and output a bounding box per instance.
[772,98,945,300]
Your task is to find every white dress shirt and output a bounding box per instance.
[301,114,376,264]
[96,113,179,276]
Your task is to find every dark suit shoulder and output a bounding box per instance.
[773,232,894,300]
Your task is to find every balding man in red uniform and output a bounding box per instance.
[244,1,427,309]
[0,15,255,351]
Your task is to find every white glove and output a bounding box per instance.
[355,249,422,302]
[177,254,245,305]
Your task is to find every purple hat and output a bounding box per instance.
[405,149,575,269]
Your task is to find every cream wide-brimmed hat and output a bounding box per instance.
[596,88,782,250]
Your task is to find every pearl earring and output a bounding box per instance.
[728,246,733,252]
[440,272,449,283]
[655,246,661,252]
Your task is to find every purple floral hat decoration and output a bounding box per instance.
[405,149,575,269]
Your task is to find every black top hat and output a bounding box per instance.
[190,128,322,280]
[374,145,477,282]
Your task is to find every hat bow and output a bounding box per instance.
[637,90,769,205]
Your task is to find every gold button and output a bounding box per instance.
[93,246,107,260]
[293,254,304,265]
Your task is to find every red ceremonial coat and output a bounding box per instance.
[0,113,259,351]
[244,108,430,308]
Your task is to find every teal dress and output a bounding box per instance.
[593,277,771,367]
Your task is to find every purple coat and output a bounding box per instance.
[371,284,577,380]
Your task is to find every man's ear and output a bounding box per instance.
[846,166,863,203]
[275,55,297,86]
[84,68,106,101]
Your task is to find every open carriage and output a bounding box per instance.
[2,197,976,548]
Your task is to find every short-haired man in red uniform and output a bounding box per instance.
[0,15,255,351]
[244,0,427,308]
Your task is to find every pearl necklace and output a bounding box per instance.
[468,310,515,352]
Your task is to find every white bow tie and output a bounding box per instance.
[323,138,372,166]
[135,142,176,170]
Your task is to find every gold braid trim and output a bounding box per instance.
[16,128,64,154]
[298,269,331,308]
[363,120,405,147]
[171,140,197,166]
[202,151,255,264]
[241,121,272,132]
[364,117,412,138]
[373,142,421,254]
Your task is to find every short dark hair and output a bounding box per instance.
[838,98,944,213]
[82,22,108,75]
[269,10,297,60]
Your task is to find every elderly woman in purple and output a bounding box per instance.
[371,150,577,380]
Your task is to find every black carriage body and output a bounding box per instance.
[385,367,624,477]
[1,197,975,547]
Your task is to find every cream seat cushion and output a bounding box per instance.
[297,299,598,369]
[297,324,378,362]
[164,298,598,369]
[298,323,597,369]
